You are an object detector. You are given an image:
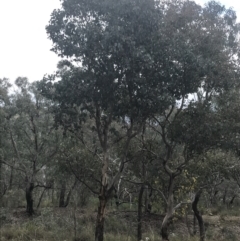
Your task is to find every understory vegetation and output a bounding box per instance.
[1,199,240,241]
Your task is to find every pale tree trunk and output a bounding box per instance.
[94,141,131,241]
[94,103,110,241]
[94,103,135,241]
[95,149,109,241]
[161,176,174,241]
[192,189,205,241]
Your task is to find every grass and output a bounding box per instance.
[1,205,240,241]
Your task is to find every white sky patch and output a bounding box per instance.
[0,0,240,83]
[0,0,61,83]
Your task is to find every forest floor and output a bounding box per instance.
[1,206,240,241]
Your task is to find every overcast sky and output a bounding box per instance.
[0,0,240,83]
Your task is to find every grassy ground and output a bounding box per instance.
[1,205,240,241]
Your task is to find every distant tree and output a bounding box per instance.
[0,78,12,200]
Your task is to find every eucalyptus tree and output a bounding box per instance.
[149,1,240,240]
[181,150,231,240]
[168,87,240,241]
[1,78,60,215]
[40,0,240,240]
[40,0,173,240]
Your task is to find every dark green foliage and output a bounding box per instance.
[40,0,218,128]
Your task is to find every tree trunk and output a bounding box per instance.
[193,214,197,235]
[161,176,174,241]
[144,184,149,213]
[137,185,144,241]
[210,190,218,205]
[161,225,170,241]
[64,179,77,207]
[222,187,228,205]
[51,186,54,204]
[26,182,34,215]
[192,189,205,241]
[37,188,46,209]
[95,186,108,241]
[59,181,66,207]
[145,185,153,213]
[9,166,14,190]
[185,210,193,237]
[229,195,236,206]
[93,113,129,241]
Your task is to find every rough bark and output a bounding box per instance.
[26,182,34,215]
[95,186,108,241]
[192,189,205,241]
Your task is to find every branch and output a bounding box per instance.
[95,103,104,148]
[68,160,99,195]
[0,160,26,174]
[153,188,168,204]
[173,201,191,211]
[122,178,143,185]
[107,131,135,193]
[164,104,175,125]
[10,130,21,161]
[34,184,51,189]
